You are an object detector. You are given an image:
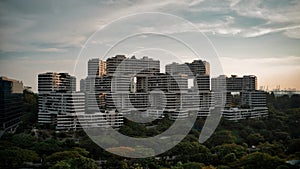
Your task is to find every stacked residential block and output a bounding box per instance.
[37,72,85,130]
[80,55,208,120]
[212,75,268,121]
[38,55,268,130]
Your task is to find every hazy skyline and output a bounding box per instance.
[0,0,300,92]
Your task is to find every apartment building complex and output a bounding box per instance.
[77,56,211,122]
[38,55,268,130]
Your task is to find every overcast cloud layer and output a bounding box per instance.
[0,0,299,91]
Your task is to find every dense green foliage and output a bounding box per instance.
[0,92,299,168]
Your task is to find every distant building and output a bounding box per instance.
[38,55,268,130]
[85,61,112,113]
[211,75,227,92]
[38,72,76,93]
[195,75,210,91]
[84,56,124,127]
[165,60,211,117]
[165,60,209,76]
[77,111,123,129]
[84,76,111,113]
[203,61,210,76]
[88,58,107,77]
[38,72,84,130]
[241,90,267,108]
[226,75,243,91]
[187,60,209,76]
[211,75,267,120]
[106,55,126,75]
[271,90,300,98]
[107,56,211,119]
[0,76,24,131]
[213,75,257,92]
[222,90,268,121]
[80,79,86,92]
[38,92,85,130]
[99,60,107,76]
[222,107,268,121]
[242,75,257,91]
[70,76,76,92]
[107,55,160,75]
[165,62,192,76]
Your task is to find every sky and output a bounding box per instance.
[0,0,299,92]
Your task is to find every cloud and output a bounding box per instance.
[284,28,300,39]
[0,0,111,52]
[188,0,205,7]
[228,0,300,38]
[35,48,66,53]
[1,0,300,54]
[1,0,300,91]
[193,16,242,36]
[242,25,300,38]
[230,0,299,23]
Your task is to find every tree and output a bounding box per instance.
[50,156,98,169]
[181,162,203,169]
[46,150,82,163]
[274,95,290,110]
[171,161,183,169]
[50,160,71,169]
[206,130,237,147]
[212,144,246,164]
[34,138,63,156]
[290,95,300,108]
[246,133,264,146]
[257,142,285,157]
[46,148,98,168]
[21,90,38,128]
[286,108,300,138]
[167,141,211,164]
[104,158,129,169]
[12,133,36,148]
[287,138,300,154]
[79,137,104,160]
[0,146,39,169]
[223,153,236,164]
[118,119,147,137]
[201,165,217,169]
[237,152,285,169]
[67,156,98,169]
